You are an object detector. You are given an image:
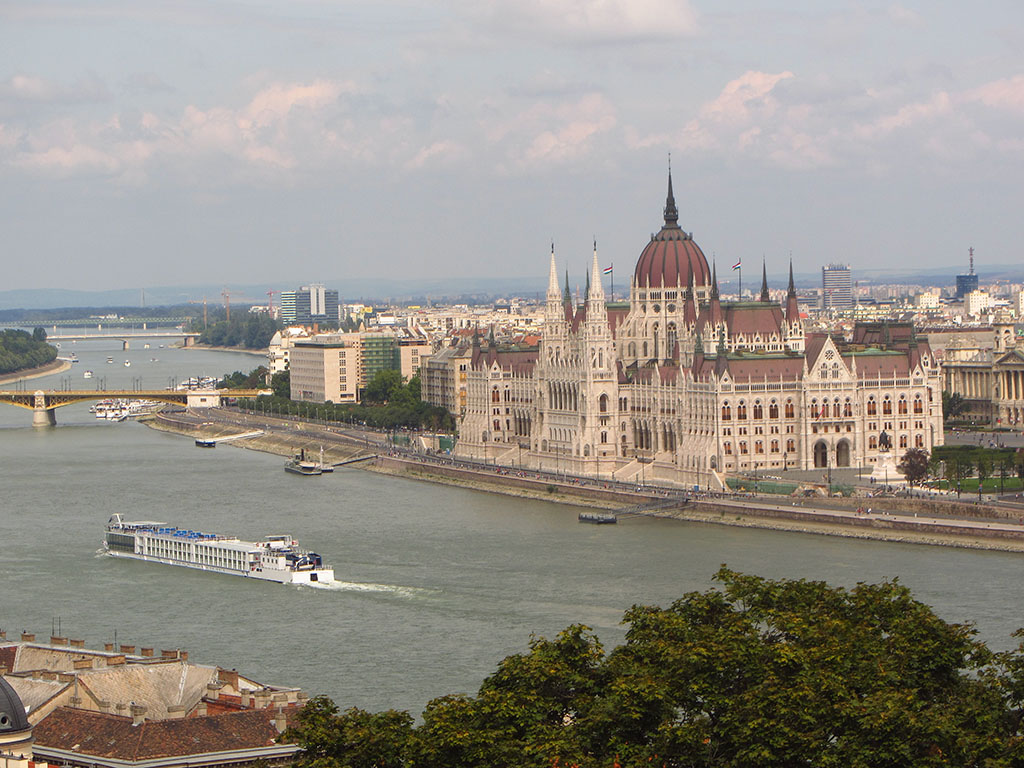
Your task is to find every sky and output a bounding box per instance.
[2,1,1023,295]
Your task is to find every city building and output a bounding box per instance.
[289,328,432,404]
[454,175,943,487]
[821,263,853,310]
[965,289,991,317]
[955,248,979,300]
[0,632,304,768]
[942,318,1024,426]
[278,284,339,325]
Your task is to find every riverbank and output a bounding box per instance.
[0,359,71,386]
[145,408,1024,552]
[179,343,268,357]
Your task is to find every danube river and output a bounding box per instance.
[2,337,1024,715]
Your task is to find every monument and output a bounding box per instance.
[869,430,906,487]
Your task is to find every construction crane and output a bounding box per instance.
[266,290,275,313]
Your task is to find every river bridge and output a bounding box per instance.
[48,329,201,349]
[0,389,266,426]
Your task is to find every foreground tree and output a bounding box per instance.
[286,568,1024,767]
[897,446,930,486]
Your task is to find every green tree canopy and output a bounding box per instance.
[363,369,406,405]
[897,447,930,486]
[0,328,58,375]
[287,568,1024,767]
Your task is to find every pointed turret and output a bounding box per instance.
[760,258,770,302]
[546,242,559,299]
[785,259,800,323]
[664,169,679,227]
[683,273,697,327]
[584,269,591,302]
[563,270,571,305]
[589,238,605,300]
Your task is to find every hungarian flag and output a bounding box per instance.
[732,259,741,270]
[603,265,613,275]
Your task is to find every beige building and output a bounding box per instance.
[289,329,433,404]
[455,175,944,488]
[942,319,1024,426]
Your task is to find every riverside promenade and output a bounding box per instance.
[149,406,1024,552]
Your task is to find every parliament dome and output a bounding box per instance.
[633,174,711,291]
[0,677,29,735]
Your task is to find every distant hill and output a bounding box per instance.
[3,263,1022,311]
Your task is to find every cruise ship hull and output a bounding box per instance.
[104,515,335,586]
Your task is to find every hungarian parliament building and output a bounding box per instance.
[454,176,944,489]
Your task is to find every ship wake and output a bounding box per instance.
[302,579,431,598]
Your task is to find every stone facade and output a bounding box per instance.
[455,176,944,487]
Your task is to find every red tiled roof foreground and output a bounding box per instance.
[33,707,287,761]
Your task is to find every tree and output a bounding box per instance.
[32,326,46,342]
[271,369,290,399]
[897,447,930,486]
[286,569,1024,767]
[364,369,405,404]
[943,391,968,420]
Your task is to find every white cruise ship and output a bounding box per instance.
[104,514,334,585]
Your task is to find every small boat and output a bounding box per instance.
[83,370,93,379]
[578,512,617,524]
[124,360,131,367]
[144,343,150,349]
[285,449,322,476]
[106,357,114,364]
[69,352,79,363]
[195,438,217,448]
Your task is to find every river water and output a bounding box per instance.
[1,336,1023,715]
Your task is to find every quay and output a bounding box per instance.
[147,406,1024,552]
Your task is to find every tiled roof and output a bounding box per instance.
[77,661,216,720]
[723,303,784,337]
[33,707,288,761]
[0,646,16,672]
[722,356,804,381]
[3,675,66,717]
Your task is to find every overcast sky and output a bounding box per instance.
[2,1,1022,293]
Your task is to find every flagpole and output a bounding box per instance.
[738,267,741,300]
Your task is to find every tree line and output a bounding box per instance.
[0,328,57,375]
[285,568,1024,767]
[192,312,280,349]
[228,367,456,432]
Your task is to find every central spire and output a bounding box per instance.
[663,164,679,227]
[760,258,770,302]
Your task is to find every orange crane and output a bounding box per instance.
[267,290,275,313]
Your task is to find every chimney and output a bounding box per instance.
[206,683,221,700]
[194,702,207,717]
[21,632,35,642]
[166,704,186,719]
[107,655,126,666]
[119,644,135,655]
[274,707,288,734]
[73,659,93,671]
[140,647,154,657]
[241,691,252,708]
[218,668,240,690]
[50,636,68,646]
[104,643,115,652]
[97,700,111,713]
[115,702,126,714]
[69,638,85,648]
[0,630,6,640]
[180,650,188,662]
[131,704,147,726]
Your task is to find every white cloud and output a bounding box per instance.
[464,0,698,43]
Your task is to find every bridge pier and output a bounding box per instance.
[33,407,56,427]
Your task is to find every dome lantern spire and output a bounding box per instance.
[664,160,679,227]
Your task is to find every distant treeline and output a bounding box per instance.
[0,306,202,324]
[193,314,280,349]
[0,329,57,375]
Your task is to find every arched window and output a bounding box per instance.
[898,396,908,415]
[721,403,731,421]
[770,439,779,453]
[667,323,677,358]
[867,397,877,416]
[628,342,636,358]
[753,401,764,419]
[843,399,852,417]
[786,438,795,453]
[869,435,877,449]
[915,434,923,448]
[899,434,908,448]
[737,402,747,420]
[601,432,607,444]
[769,401,779,419]
[785,400,794,419]
[491,388,500,403]
[832,362,840,379]
[755,440,764,454]
[724,441,733,455]
[913,396,923,414]
[642,341,648,357]
[739,441,748,454]
[599,394,608,413]
[883,396,892,415]
[832,400,841,418]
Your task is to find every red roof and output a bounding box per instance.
[33,707,289,761]
[634,230,711,290]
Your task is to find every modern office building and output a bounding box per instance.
[278,284,340,325]
[955,247,979,300]
[821,263,853,310]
